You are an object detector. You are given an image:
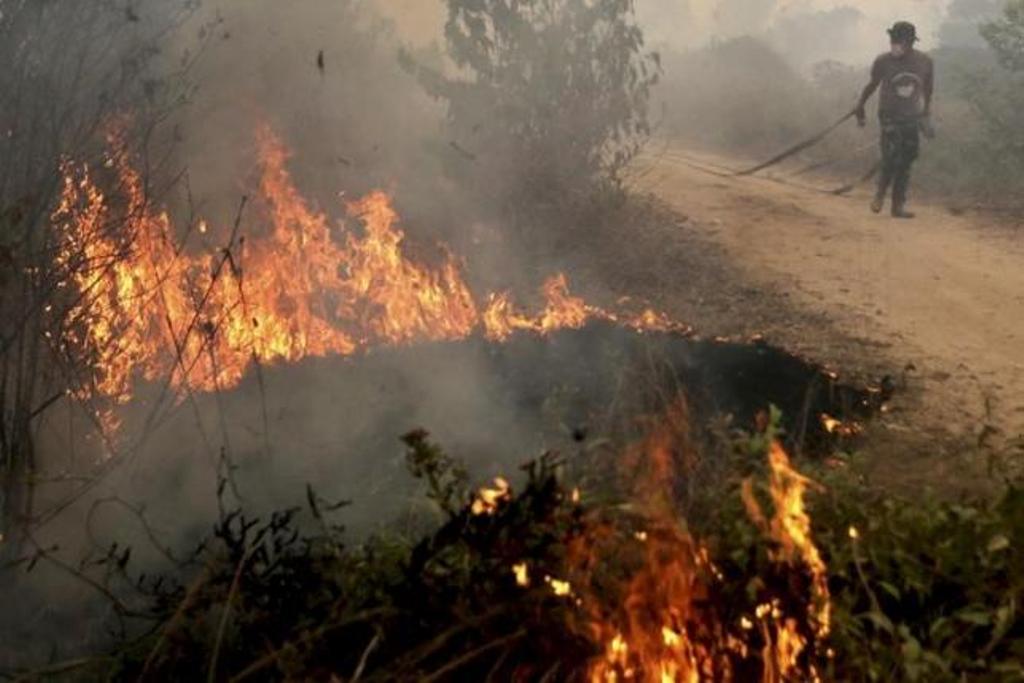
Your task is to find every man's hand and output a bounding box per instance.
[920,115,936,139]
[855,106,867,128]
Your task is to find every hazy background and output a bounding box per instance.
[375,0,954,66]
[637,0,949,65]
[164,0,1009,232]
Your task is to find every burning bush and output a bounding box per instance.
[5,404,1024,681]
[0,0,203,546]
[12,407,834,681]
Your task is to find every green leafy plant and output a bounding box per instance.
[814,472,1024,681]
[403,0,659,223]
[981,0,1024,71]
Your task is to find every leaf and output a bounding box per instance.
[860,610,895,635]
[899,626,922,663]
[987,533,1010,553]
[920,651,950,673]
[878,580,902,601]
[984,602,1016,655]
[956,609,992,626]
[929,616,954,642]
[992,662,1024,675]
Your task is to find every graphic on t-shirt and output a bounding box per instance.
[891,72,922,101]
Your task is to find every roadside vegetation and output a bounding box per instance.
[0,0,205,546]
[6,414,1021,681]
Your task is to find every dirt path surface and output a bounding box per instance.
[575,145,1024,491]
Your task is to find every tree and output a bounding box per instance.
[939,0,1003,49]
[981,0,1024,70]
[404,0,659,222]
[0,0,202,547]
[949,0,1024,199]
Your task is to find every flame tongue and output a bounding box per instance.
[751,442,831,643]
[341,191,479,344]
[588,524,715,683]
[53,124,678,439]
[580,402,830,682]
[582,402,722,682]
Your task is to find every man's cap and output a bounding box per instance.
[888,21,918,43]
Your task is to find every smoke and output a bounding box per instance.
[0,0,489,666]
[164,1,447,226]
[374,0,445,45]
[638,0,951,69]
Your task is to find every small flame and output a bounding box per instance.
[584,402,720,682]
[585,410,830,682]
[742,441,831,679]
[820,413,861,437]
[471,477,511,516]
[545,575,573,597]
[513,562,530,587]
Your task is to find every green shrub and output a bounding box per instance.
[813,471,1024,681]
[403,0,659,224]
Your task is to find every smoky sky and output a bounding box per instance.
[372,1,978,70]
[637,0,955,68]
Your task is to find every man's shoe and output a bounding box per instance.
[870,196,884,213]
[891,206,915,219]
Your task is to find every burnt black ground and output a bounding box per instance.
[105,321,876,536]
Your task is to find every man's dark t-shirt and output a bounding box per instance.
[870,50,934,123]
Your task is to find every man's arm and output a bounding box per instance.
[856,58,882,127]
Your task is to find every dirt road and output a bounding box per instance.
[595,146,1024,488]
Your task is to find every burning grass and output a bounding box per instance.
[50,124,682,440]
[11,407,1023,682]
[21,411,834,681]
[16,115,1022,683]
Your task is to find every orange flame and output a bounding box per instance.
[584,402,725,682]
[52,125,681,439]
[584,408,830,682]
[587,523,722,683]
[741,441,830,681]
[471,477,511,516]
[820,413,861,437]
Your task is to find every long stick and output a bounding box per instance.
[734,108,858,177]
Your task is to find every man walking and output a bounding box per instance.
[855,21,935,219]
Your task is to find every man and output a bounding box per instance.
[855,21,935,219]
